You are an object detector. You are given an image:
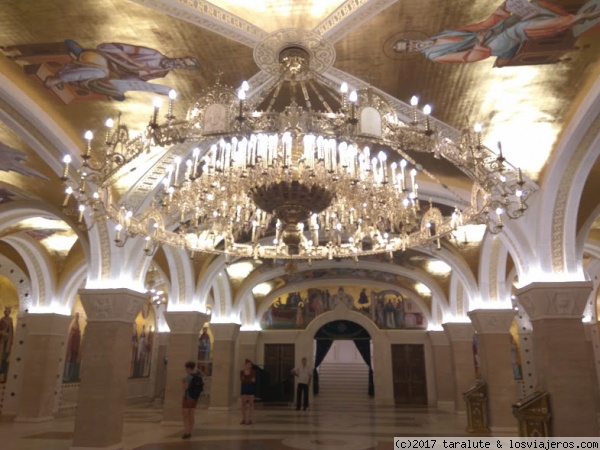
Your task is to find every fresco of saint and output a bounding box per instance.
[393,0,600,65]
[44,40,200,100]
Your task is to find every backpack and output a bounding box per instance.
[188,373,204,400]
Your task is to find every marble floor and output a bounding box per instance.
[1,399,470,450]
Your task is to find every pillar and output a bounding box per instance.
[428,330,455,409]
[162,312,209,425]
[71,288,147,450]
[152,332,169,404]
[443,322,476,414]
[15,313,71,422]
[209,323,240,410]
[468,309,518,433]
[517,281,598,436]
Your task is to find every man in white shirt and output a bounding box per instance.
[291,357,312,410]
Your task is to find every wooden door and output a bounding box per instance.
[391,344,427,405]
[263,344,295,403]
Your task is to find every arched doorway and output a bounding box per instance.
[313,320,374,406]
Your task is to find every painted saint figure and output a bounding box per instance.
[393,0,600,64]
[63,312,82,382]
[0,307,14,383]
[198,327,211,363]
[44,40,200,100]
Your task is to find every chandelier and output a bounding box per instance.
[60,45,533,262]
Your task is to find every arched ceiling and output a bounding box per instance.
[0,0,599,308]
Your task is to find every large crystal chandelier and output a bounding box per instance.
[60,45,534,261]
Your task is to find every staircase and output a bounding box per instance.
[315,362,372,406]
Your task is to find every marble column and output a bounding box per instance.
[152,332,169,404]
[15,313,72,422]
[428,330,455,409]
[209,323,240,410]
[443,322,476,414]
[71,288,148,450]
[162,312,209,425]
[468,309,518,434]
[517,281,598,436]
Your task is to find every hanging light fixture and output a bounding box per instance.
[60,45,533,262]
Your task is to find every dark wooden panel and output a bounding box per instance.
[391,344,427,406]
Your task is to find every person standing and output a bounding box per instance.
[181,361,198,439]
[240,359,256,424]
[291,357,312,411]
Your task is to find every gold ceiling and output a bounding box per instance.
[0,0,599,290]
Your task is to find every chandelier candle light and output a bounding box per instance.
[60,45,533,261]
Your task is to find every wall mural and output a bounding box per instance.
[63,295,87,383]
[0,141,49,180]
[392,0,600,67]
[1,40,200,103]
[197,325,213,377]
[260,285,427,330]
[129,302,156,379]
[0,275,19,384]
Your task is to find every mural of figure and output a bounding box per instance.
[510,335,523,380]
[358,288,369,311]
[143,325,154,377]
[129,323,138,378]
[0,306,14,383]
[394,296,405,328]
[135,325,147,377]
[63,312,82,382]
[384,299,396,328]
[375,299,385,328]
[472,334,481,378]
[323,289,331,311]
[311,291,325,316]
[198,327,211,362]
[392,0,600,64]
[44,40,200,100]
[296,302,304,328]
[331,287,354,309]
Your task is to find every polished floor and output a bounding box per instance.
[1,399,470,450]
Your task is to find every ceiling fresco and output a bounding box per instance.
[0,0,598,310]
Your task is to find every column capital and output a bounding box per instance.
[516,281,592,321]
[239,329,260,345]
[24,313,72,336]
[428,330,449,346]
[210,322,241,341]
[442,322,475,342]
[468,309,515,334]
[79,288,148,323]
[164,311,209,334]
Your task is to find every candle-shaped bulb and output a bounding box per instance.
[105,118,114,128]
[238,89,246,101]
[423,104,431,115]
[84,130,93,141]
[349,91,358,103]
[410,96,419,106]
[153,97,163,109]
[496,207,503,216]
[400,159,407,168]
[378,151,387,162]
[62,155,71,179]
[391,162,397,169]
[192,147,200,157]
[340,82,348,94]
[241,81,249,91]
[474,123,482,133]
[168,89,177,100]
[78,204,85,223]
